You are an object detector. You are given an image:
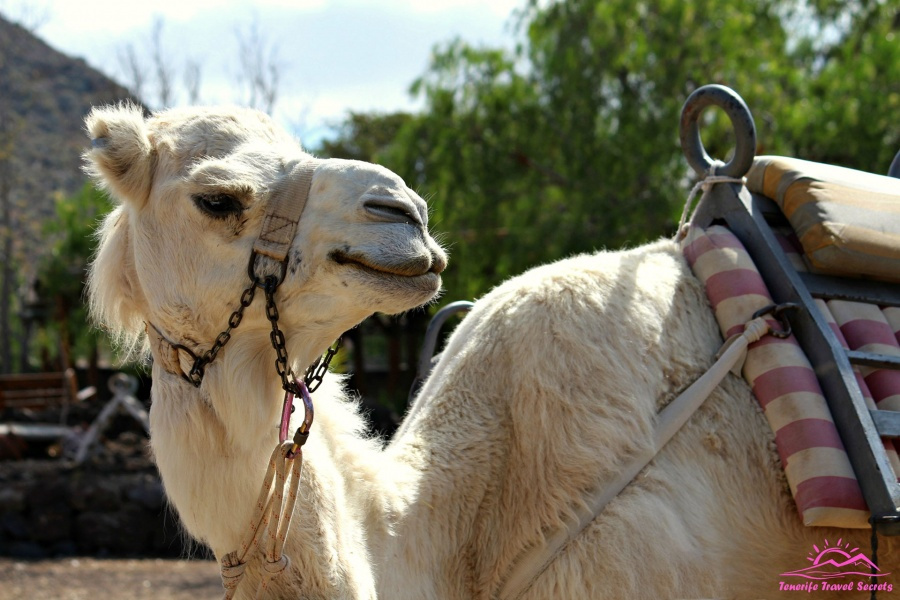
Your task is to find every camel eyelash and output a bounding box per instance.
[192,193,246,219]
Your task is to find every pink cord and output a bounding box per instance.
[279,389,294,443]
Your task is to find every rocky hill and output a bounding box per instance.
[0,15,137,269]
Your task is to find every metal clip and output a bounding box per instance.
[751,302,799,339]
[286,379,314,459]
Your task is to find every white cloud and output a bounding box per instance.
[350,0,520,18]
[2,0,519,141]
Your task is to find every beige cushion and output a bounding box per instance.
[746,156,900,282]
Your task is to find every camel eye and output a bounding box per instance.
[193,193,244,218]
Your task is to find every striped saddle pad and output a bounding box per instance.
[680,155,900,529]
[684,225,891,529]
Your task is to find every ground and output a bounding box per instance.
[0,557,221,599]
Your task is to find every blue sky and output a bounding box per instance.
[0,0,521,145]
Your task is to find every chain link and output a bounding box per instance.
[263,276,298,394]
[304,338,342,393]
[187,282,257,386]
[185,259,340,394]
[261,276,342,395]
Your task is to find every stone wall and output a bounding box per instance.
[0,438,198,559]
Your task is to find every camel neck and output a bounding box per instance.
[149,361,381,597]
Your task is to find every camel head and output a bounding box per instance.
[84,103,447,375]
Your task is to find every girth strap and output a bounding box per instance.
[495,316,772,600]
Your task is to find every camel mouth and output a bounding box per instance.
[329,249,441,278]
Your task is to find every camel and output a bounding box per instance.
[84,103,898,599]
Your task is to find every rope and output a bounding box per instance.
[675,161,745,240]
[256,446,304,598]
[220,442,305,600]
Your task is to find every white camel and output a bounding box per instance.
[85,104,897,599]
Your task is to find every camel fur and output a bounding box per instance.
[85,104,897,599]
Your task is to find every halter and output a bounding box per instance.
[143,157,341,598]
[146,158,339,405]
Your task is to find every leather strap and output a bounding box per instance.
[253,159,321,262]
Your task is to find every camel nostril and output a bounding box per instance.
[363,198,420,225]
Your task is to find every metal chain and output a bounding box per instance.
[263,276,298,394]
[183,256,341,395]
[186,283,257,386]
[304,338,342,392]
[262,277,342,395]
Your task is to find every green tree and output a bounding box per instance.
[35,183,114,370]
[318,111,413,164]
[317,0,899,420]
[328,0,898,303]
[780,0,900,171]
[390,1,810,300]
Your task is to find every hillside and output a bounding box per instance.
[0,15,137,271]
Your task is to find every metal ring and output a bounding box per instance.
[296,379,314,434]
[680,84,757,178]
[247,251,288,288]
[889,149,900,179]
[286,380,315,459]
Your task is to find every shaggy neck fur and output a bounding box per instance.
[148,240,897,600]
[149,327,385,598]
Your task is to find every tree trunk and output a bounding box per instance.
[19,316,32,373]
[88,339,100,392]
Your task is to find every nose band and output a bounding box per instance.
[253,159,322,262]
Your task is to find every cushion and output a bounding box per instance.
[682,225,871,529]
[746,156,900,283]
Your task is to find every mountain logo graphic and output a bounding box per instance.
[781,538,891,580]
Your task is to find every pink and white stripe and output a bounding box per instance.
[817,300,900,480]
[775,225,900,480]
[884,307,900,345]
[683,225,869,528]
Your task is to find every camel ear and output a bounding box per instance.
[88,205,148,356]
[84,103,154,207]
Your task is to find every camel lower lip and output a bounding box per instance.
[330,251,432,278]
[349,263,442,296]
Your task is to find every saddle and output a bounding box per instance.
[682,88,900,534]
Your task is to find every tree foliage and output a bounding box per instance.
[35,184,114,368]
[318,0,899,303]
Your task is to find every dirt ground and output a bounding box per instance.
[0,557,222,599]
